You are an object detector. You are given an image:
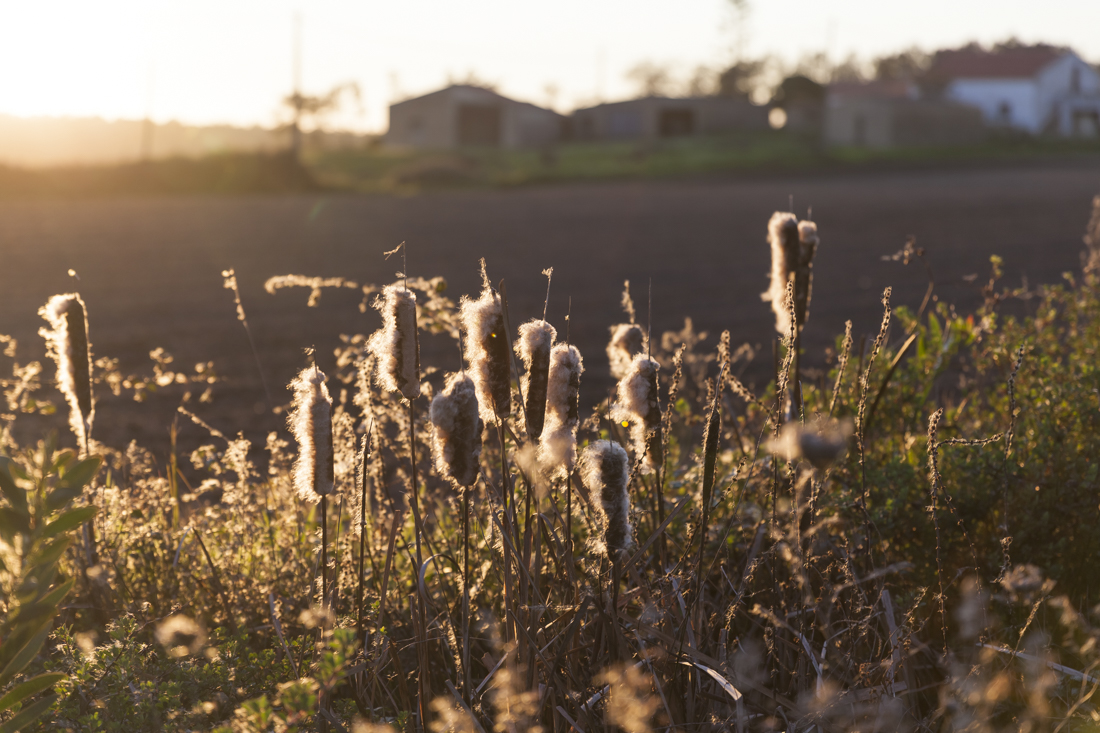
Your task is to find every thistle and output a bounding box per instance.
[39,293,94,451]
[288,365,335,503]
[606,323,645,380]
[366,284,421,400]
[539,343,583,478]
[578,440,631,556]
[612,353,663,474]
[515,320,556,439]
[460,263,511,423]
[429,372,484,487]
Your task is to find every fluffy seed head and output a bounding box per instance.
[607,323,645,380]
[515,319,556,439]
[460,282,511,424]
[288,365,335,502]
[39,293,94,448]
[539,343,583,478]
[762,212,800,335]
[579,440,631,556]
[767,417,852,470]
[795,220,818,328]
[366,284,421,400]
[611,354,662,474]
[429,372,484,487]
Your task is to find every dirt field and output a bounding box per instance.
[0,161,1096,457]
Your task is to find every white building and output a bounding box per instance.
[927,45,1100,136]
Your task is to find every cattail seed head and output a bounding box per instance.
[612,354,663,474]
[795,220,818,329]
[39,293,94,448]
[539,343,583,478]
[579,440,631,557]
[515,319,556,439]
[606,323,645,380]
[366,284,421,400]
[767,417,852,470]
[429,372,484,488]
[762,212,800,335]
[459,279,511,424]
[288,365,335,502]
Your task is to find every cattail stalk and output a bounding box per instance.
[39,294,94,454]
[288,365,335,611]
[606,323,645,380]
[40,293,96,565]
[515,320,556,440]
[429,372,484,700]
[579,440,632,558]
[459,263,511,424]
[540,344,584,479]
[367,284,421,400]
[356,428,372,644]
[612,354,663,474]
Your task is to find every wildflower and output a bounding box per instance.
[288,365,334,502]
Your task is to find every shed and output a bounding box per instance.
[571,96,768,142]
[387,85,563,149]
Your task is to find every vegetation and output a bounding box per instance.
[2,196,1100,732]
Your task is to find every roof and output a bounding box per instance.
[927,46,1066,81]
[391,85,562,116]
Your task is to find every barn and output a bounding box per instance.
[387,85,563,149]
[926,45,1100,137]
[570,96,769,142]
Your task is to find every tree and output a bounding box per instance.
[717,59,765,98]
[873,47,931,81]
[282,82,361,157]
[626,61,674,97]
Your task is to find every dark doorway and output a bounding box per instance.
[458,104,502,146]
[658,108,694,137]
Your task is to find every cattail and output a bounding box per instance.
[579,440,631,556]
[795,220,818,330]
[612,354,663,474]
[288,365,335,502]
[515,319,556,439]
[540,343,583,478]
[429,372,484,487]
[366,284,421,400]
[762,212,800,335]
[459,268,511,423]
[606,323,644,380]
[39,293,94,449]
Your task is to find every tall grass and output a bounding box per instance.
[4,198,1100,732]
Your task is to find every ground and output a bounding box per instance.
[0,160,1095,459]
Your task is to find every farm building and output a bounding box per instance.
[824,80,986,148]
[387,85,563,149]
[925,45,1100,137]
[570,96,768,142]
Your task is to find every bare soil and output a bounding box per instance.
[0,161,1096,459]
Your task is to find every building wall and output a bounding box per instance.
[389,91,458,148]
[571,97,767,142]
[945,78,1040,132]
[388,86,562,149]
[825,98,986,148]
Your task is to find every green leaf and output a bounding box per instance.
[0,693,58,733]
[0,508,28,540]
[41,506,97,539]
[0,672,64,713]
[57,456,101,493]
[0,459,26,513]
[25,536,72,574]
[0,623,51,689]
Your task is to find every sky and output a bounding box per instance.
[1,0,1097,134]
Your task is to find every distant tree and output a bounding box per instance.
[686,65,718,97]
[873,47,931,81]
[717,59,766,98]
[626,61,674,97]
[283,82,361,157]
[828,53,867,83]
[770,75,826,107]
